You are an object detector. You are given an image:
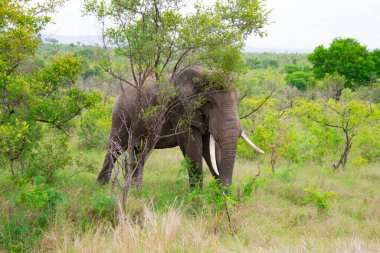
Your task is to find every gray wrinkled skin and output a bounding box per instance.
[97,66,242,187]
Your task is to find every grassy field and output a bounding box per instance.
[2,146,379,252]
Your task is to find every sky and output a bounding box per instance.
[43,0,380,50]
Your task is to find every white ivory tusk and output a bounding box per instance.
[209,135,220,176]
[241,132,265,154]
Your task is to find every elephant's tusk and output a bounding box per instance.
[241,132,265,154]
[209,135,220,176]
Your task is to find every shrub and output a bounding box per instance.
[284,65,303,74]
[285,71,315,91]
[275,166,296,183]
[24,135,72,184]
[0,216,29,253]
[0,177,64,252]
[356,122,380,163]
[315,73,346,100]
[77,102,112,149]
[16,177,64,224]
[355,82,380,103]
[351,157,369,167]
[302,187,338,211]
[239,175,267,201]
[93,195,117,221]
[185,174,266,215]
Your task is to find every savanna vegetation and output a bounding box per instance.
[1,0,380,252]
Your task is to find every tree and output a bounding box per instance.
[308,38,378,89]
[285,71,315,91]
[0,0,99,176]
[284,65,303,74]
[246,57,261,69]
[293,94,379,170]
[315,73,346,100]
[241,99,298,173]
[45,38,59,44]
[370,49,380,77]
[83,0,269,205]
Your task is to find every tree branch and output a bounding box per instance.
[240,86,275,119]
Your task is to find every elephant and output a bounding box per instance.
[97,66,263,187]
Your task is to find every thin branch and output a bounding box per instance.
[129,56,139,87]
[238,90,248,104]
[222,192,233,231]
[105,67,144,93]
[307,115,342,129]
[159,48,173,76]
[240,87,275,119]
[171,48,194,79]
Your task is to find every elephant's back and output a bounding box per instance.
[113,87,137,115]
[111,77,169,121]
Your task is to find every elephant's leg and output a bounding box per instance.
[177,129,203,188]
[202,134,222,179]
[98,146,121,184]
[131,147,144,187]
[121,146,144,188]
[97,128,128,184]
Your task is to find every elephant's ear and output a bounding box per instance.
[190,112,208,134]
[172,67,210,132]
[177,81,195,100]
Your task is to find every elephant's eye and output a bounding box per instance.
[204,100,213,108]
[202,101,212,118]
[205,97,215,105]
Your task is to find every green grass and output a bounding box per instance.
[1,147,379,252]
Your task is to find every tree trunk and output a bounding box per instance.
[270,150,276,173]
[333,131,353,170]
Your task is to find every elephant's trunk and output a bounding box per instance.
[218,133,239,185]
[214,114,241,185]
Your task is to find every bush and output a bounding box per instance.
[185,174,266,215]
[275,166,296,183]
[284,65,303,74]
[175,155,266,214]
[315,73,345,100]
[285,71,315,91]
[77,102,112,149]
[302,187,338,211]
[0,177,64,252]
[356,123,380,163]
[355,82,380,103]
[93,195,117,221]
[0,216,29,253]
[16,177,64,225]
[24,135,72,184]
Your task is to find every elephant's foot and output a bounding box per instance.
[97,171,111,185]
[189,177,203,189]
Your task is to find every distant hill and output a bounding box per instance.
[42,35,102,46]
[243,46,313,54]
[42,34,313,54]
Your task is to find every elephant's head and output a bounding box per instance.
[173,66,263,185]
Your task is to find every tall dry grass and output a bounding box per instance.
[46,206,220,253]
[42,203,380,253]
[33,150,380,253]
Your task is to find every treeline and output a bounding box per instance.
[39,37,380,104]
[35,38,380,169]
